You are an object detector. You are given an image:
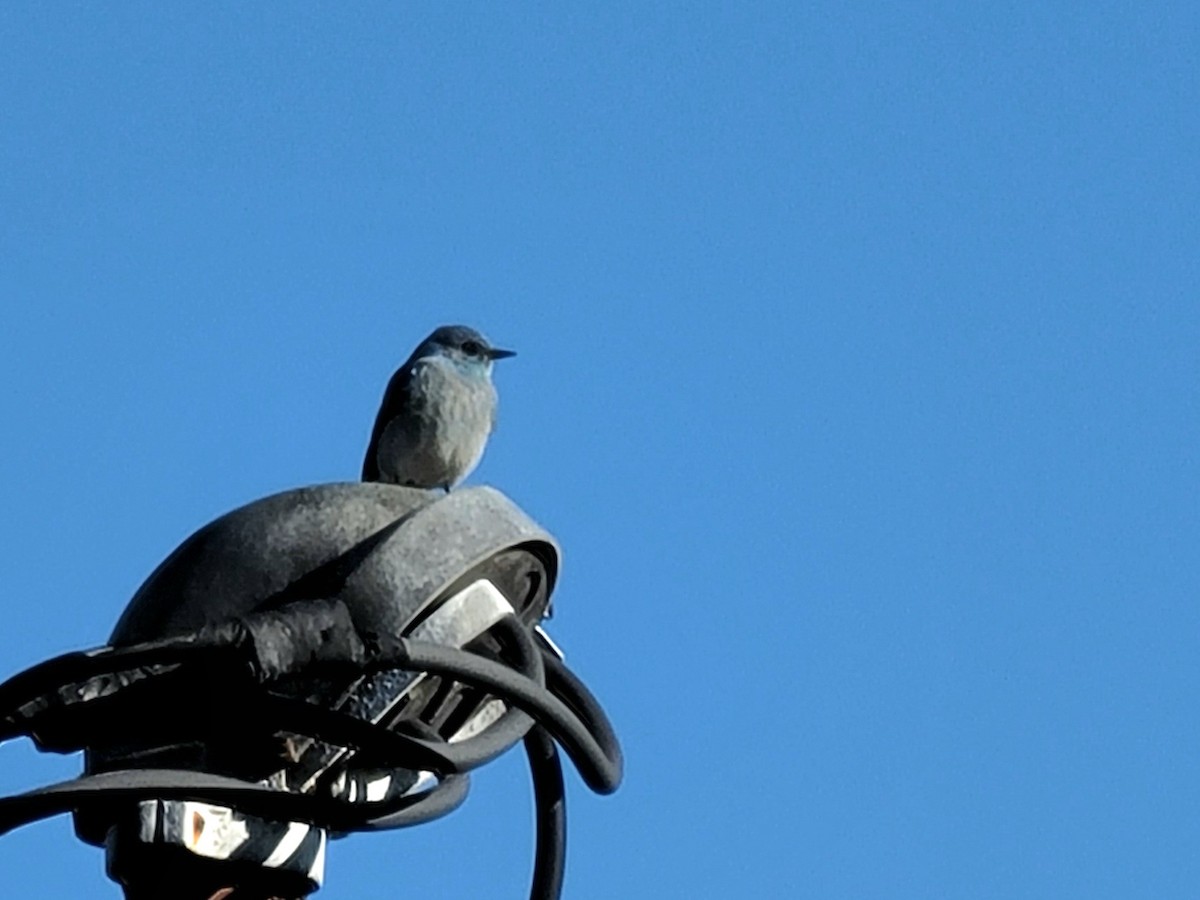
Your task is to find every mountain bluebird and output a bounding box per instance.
[362,325,515,491]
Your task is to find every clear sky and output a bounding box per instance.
[1,4,1197,898]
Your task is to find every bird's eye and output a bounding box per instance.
[461,340,482,356]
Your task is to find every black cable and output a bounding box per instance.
[0,599,364,737]
[481,621,565,900]
[0,610,620,900]
[383,639,622,794]
[539,649,623,783]
[524,725,566,900]
[326,771,470,832]
[256,693,459,776]
[0,641,210,736]
[0,623,620,793]
[355,771,471,831]
[0,768,470,837]
[348,617,553,835]
[392,615,545,773]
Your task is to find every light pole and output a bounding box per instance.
[0,484,621,899]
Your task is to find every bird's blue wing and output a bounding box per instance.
[362,363,416,481]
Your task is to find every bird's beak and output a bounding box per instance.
[488,348,517,360]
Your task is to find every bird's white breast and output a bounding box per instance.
[378,357,497,489]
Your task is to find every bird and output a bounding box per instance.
[362,325,515,491]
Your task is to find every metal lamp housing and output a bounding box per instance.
[78,483,558,893]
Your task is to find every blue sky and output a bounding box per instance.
[1,3,1198,897]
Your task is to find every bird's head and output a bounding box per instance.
[417,325,516,375]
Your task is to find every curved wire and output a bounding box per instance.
[524,725,566,900]
[413,614,545,772]
[382,639,622,794]
[539,649,624,781]
[0,768,470,837]
[352,771,471,831]
[0,612,622,900]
